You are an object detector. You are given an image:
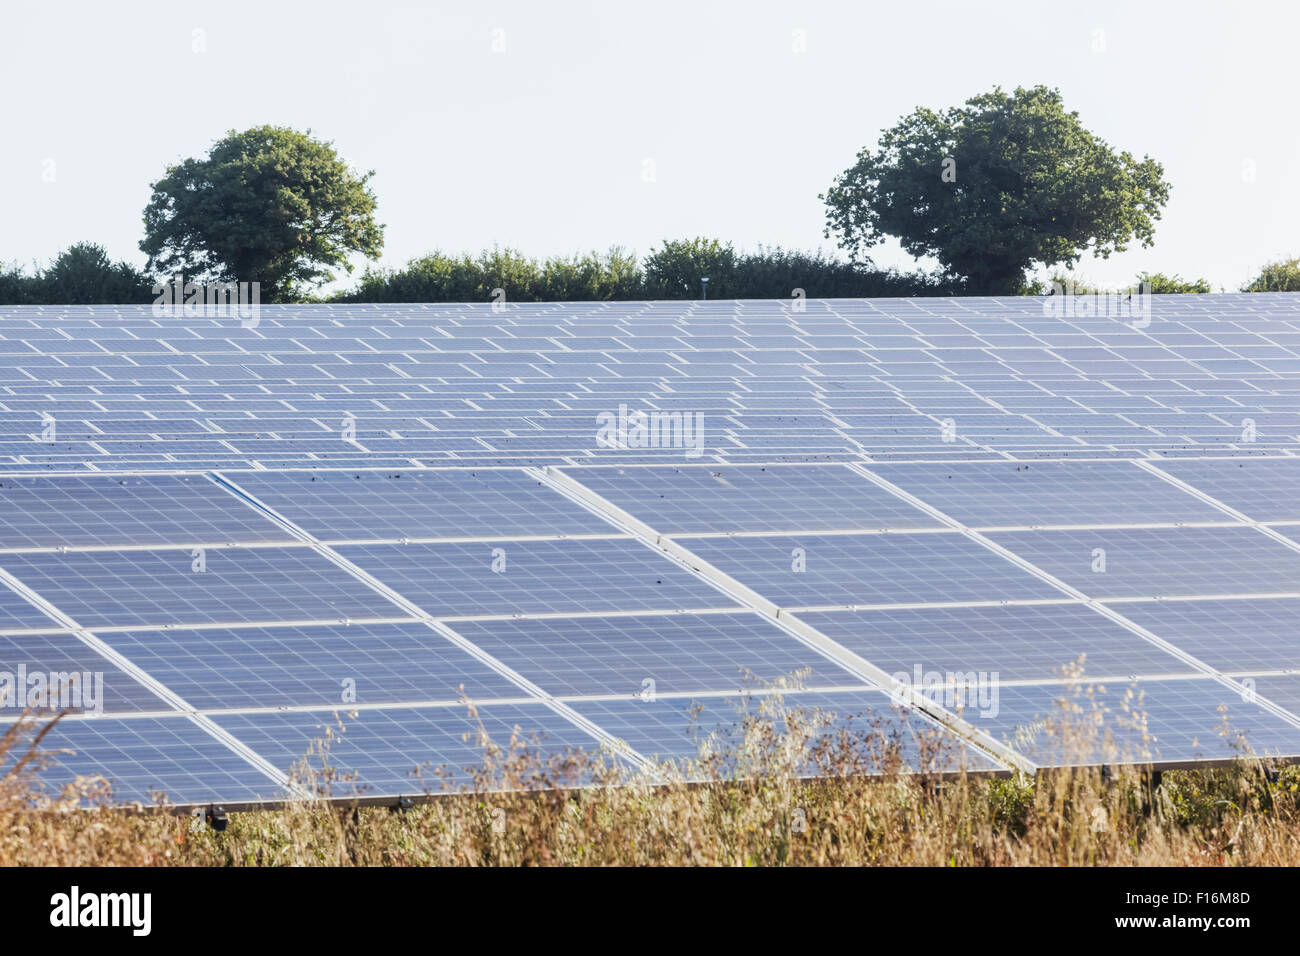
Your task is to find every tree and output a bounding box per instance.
[39,242,155,303]
[1242,257,1300,292]
[822,86,1171,294]
[0,262,37,305]
[140,126,383,301]
[1136,272,1209,294]
[642,238,738,298]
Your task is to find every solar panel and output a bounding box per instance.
[681,532,1063,608]
[214,703,613,796]
[795,603,1199,682]
[3,715,281,805]
[568,689,1003,774]
[95,622,526,710]
[988,526,1300,599]
[4,295,1300,805]
[1109,597,1300,673]
[0,474,291,550]
[1152,457,1300,522]
[1245,675,1300,716]
[447,611,859,697]
[552,464,944,533]
[867,460,1236,528]
[0,547,402,628]
[0,631,163,713]
[984,677,1300,768]
[334,539,739,617]
[227,469,615,540]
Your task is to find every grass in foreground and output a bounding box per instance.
[0,685,1297,866]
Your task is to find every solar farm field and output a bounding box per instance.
[0,295,1297,821]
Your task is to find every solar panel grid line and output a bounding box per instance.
[784,596,1085,613]
[844,462,1300,733]
[1100,590,1300,604]
[0,530,636,557]
[205,472,665,779]
[528,463,1028,772]
[35,683,932,723]
[0,564,300,796]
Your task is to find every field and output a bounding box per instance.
[4,691,1297,867]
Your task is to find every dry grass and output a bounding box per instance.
[1,685,1297,866]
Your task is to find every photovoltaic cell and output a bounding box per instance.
[215,703,611,796]
[0,474,291,550]
[984,677,1300,767]
[557,464,943,533]
[97,622,524,710]
[0,582,59,630]
[568,690,1004,774]
[336,539,738,617]
[867,459,1234,528]
[228,468,615,540]
[1,715,279,805]
[1245,675,1300,717]
[988,526,1300,599]
[1153,457,1300,522]
[0,547,401,628]
[0,632,165,713]
[682,532,1062,608]
[1107,597,1300,674]
[448,611,858,697]
[796,603,1197,682]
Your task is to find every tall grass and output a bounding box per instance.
[0,686,1295,866]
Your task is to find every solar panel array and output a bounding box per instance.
[2,295,1299,806]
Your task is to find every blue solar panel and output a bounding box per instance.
[0,581,59,630]
[867,460,1234,528]
[682,532,1062,608]
[1110,597,1300,673]
[568,690,1004,775]
[989,526,1300,599]
[448,611,859,696]
[0,547,401,628]
[0,632,167,714]
[556,464,942,533]
[0,474,289,550]
[985,677,1300,767]
[5,715,279,805]
[227,468,614,540]
[96,622,524,709]
[1152,457,1300,522]
[215,703,611,796]
[336,539,738,617]
[797,603,1197,683]
[6,296,1300,800]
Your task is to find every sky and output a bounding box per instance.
[3,0,1298,294]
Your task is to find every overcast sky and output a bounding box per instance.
[3,0,1298,294]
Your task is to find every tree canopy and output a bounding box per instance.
[822,86,1171,294]
[140,126,383,301]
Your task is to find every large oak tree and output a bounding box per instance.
[141,126,383,301]
[822,86,1170,294]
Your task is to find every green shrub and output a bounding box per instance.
[1242,257,1300,292]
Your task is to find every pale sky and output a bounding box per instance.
[3,0,1298,294]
